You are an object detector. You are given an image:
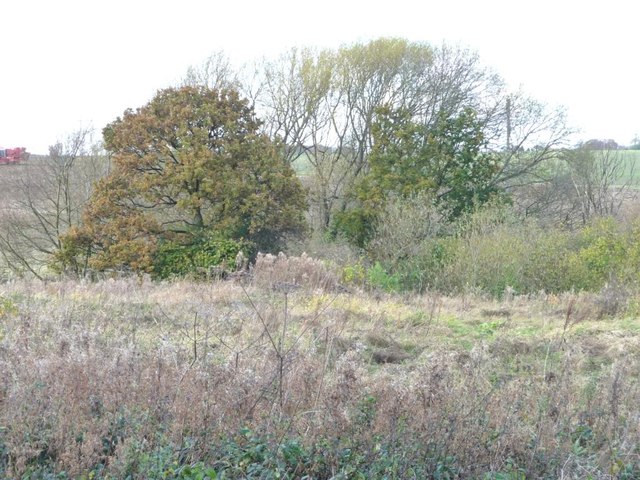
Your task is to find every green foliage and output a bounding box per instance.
[341,261,366,286]
[331,208,378,249]
[617,462,640,479]
[482,460,526,480]
[369,106,501,220]
[0,296,17,319]
[341,261,401,292]
[569,217,629,290]
[16,408,637,479]
[214,428,313,478]
[366,262,401,292]
[362,197,640,296]
[110,436,219,480]
[334,106,503,247]
[50,225,94,277]
[153,235,252,279]
[174,463,218,479]
[432,214,611,296]
[212,428,462,479]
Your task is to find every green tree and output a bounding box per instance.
[60,86,307,274]
[253,38,503,231]
[334,106,501,246]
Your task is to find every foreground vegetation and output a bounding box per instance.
[1,260,640,478]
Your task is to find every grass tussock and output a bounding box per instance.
[251,251,341,292]
[0,276,639,478]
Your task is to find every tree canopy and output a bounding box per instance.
[234,38,571,233]
[332,106,501,246]
[368,106,499,215]
[252,38,505,230]
[59,86,307,274]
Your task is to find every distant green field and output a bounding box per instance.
[616,149,640,184]
[290,149,640,186]
[291,152,314,176]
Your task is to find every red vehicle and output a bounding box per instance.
[0,147,28,165]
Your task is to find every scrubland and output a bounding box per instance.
[3,39,640,479]
[1,255,639,479]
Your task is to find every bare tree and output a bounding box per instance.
[0,128,109,278]
[257,47,335,164]
[511,146,636,227]
[489,92,573,189]
[182,51,239,91]
[565,147,635,225]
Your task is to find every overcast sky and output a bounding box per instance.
[2,0,639,154]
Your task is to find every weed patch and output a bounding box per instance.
[0,279,639,478]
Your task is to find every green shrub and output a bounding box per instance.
[342,261,367,287]
[366,204,640,296]
[518,229,575,293]
[382,237,454,292]
[153,235,253,280]
[331,208,377,248]
[346,196,640,297]
[0,296,17,319]
[405,206,534,296]
[366,262,401,292]
[570,217,628,290]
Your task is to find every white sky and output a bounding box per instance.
[2,0,639,154]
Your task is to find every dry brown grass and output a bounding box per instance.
[250,251,341,292]
[0,276,639,477]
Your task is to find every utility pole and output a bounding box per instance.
[506,96,512,151]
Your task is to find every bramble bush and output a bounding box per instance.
[153,235,252,279]
[366,199,640,296]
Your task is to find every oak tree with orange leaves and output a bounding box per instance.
[58,86,307,274]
